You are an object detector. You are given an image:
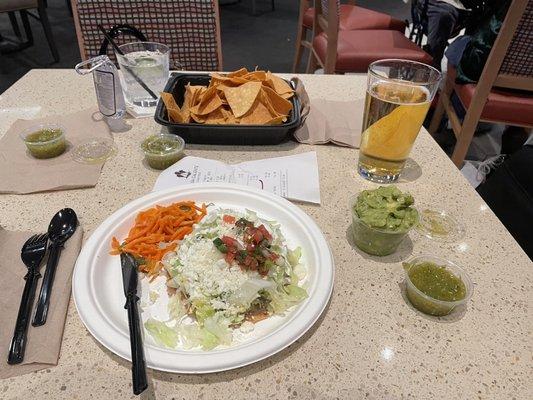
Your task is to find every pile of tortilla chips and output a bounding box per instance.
[160,68,295,125]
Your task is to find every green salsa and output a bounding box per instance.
[142,136,180,154]
[408,262,466,301]
[23,128,66,159]
[141,134,184,170]
[404,261,467,316]
[26,128,62,143]
[351,186,418,256]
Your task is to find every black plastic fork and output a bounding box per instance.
[7,233,48,365]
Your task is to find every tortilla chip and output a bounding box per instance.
[167,69,295,125]
[266,72,294,95]
[210,73,248,87]
[183,84,201,110]
[160,92,184,123]
[265,115,286,125]
[242,71,267,81]
[227,67,249,77]
[240,100,273,125]
[190,112,206,123]
[203,107,224,122]
[219,108,238,124]
[261,86,293,116]
[161,92,179,109]
[190,86,222,116]
[222,81,262,118]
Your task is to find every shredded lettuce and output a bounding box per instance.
[179,323,225,351]
[204,316,232,346]
[229,278,274,308]
[268,261,286,286]
[265,284,308,314]
[178,324,215,350]
[165,259,182,278]
[293,263,307,281]
[144,318,179,348]
[167,295,186,320]
[287,247,301,267]
[192,300,215,324]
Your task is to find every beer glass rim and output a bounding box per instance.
[117,41,170,54]
[368,59,441,86]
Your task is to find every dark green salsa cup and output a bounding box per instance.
[141,133,185,170]
[350,195,418,256]
[403,255,473,316]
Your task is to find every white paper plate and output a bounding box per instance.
[73,183,334,373]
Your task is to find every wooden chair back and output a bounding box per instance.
[429,0,532,167]
[472,0,532,96]
[494,0,533,91]
[71,0,223,71]
[313,0,340,73]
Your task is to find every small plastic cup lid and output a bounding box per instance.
[415,209,465,242]
[72,138,117,164]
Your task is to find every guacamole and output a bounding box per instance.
[351,186,418,256]
[354,186,418,232]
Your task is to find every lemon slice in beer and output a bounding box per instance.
[360,83,430,161]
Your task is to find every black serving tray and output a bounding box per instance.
[154,73,301,145]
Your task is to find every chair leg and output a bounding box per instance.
[20,10,33,45]
[451,110,480,167]
[271,0,274,11]
[305,47,314,73]
[8,12,22,38]
[306,50,318,74]
[428,93,446,135]
[292,26,307,73]
[37,2,60,62]
[66,0,73,16]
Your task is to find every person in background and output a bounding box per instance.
[420,0,484,69]
[446,0,511,83]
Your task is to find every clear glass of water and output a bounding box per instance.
[115,42,170,109]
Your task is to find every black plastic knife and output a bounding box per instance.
[120,252,148,395]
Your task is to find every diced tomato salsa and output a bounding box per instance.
[213,217,278,276]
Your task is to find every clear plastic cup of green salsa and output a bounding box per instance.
[403,255,473,316]
[350,186,419,256]
[141,133,185,170]
[20,123,67,159]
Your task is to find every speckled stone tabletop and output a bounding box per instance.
[0,70,531,400]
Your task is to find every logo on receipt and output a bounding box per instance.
[175,170,191,179]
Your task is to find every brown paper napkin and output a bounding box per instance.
[0,227,83,379]
[0,108,112,194]
[293,78,364,148]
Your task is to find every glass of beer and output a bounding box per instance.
[358,59,441,183]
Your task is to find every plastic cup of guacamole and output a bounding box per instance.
[403,255,473,316]
[20,124,67,159]
[141,133,185,170]
[350,186,419,256]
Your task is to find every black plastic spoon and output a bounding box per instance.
[32,208,78,326]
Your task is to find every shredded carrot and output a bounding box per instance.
[110,201,207,275]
